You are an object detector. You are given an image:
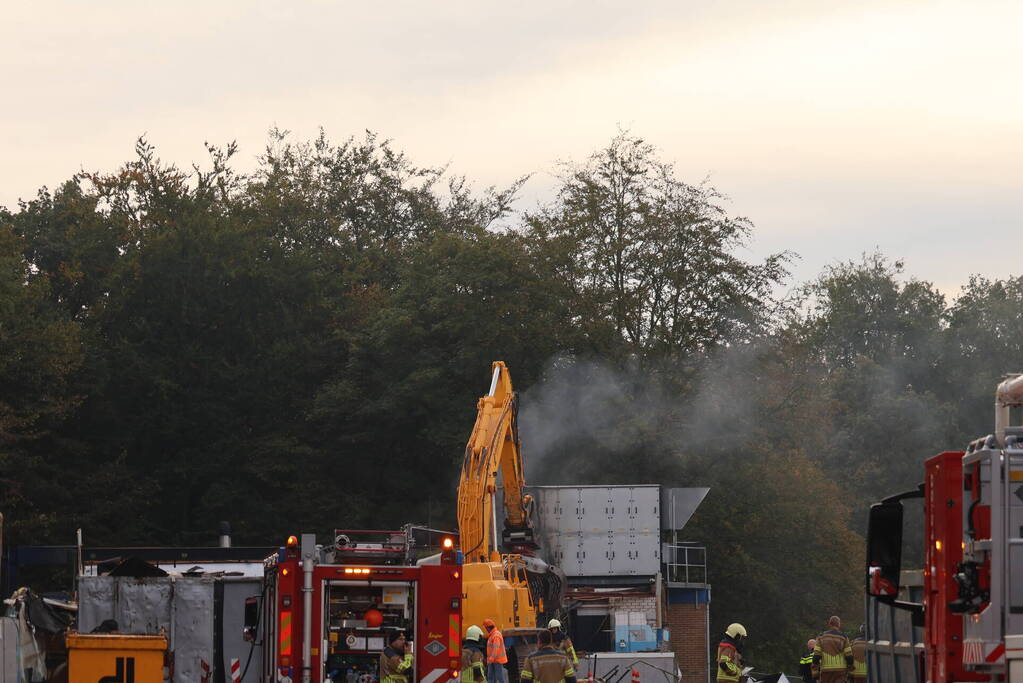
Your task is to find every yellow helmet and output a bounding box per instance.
[466,625,485,642]
[725,623,747,639]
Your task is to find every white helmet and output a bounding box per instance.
[548,619,562,629]
[725,623,747,639]
[466,625,485,642]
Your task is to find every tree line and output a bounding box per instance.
[2,129,1021,670]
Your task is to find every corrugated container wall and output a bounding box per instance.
[529,485,660,576]
[78,575,264,683]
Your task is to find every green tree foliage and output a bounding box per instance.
[3,130,1021,673]
[0,214,83,539]
[943,275,1023,437]
[689,449,862,670]
[785,257,957,550]
[525,132,790,357]
[792,254,945,375]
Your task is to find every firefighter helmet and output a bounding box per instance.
[725,623,747,639]
[548,619,562,630]
[466,625,485,642]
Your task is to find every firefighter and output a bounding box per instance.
[380,631,414,683]
[716,623,747,682]
[798,639,816,683]
[812,616,853,683]
[547,619,578,667]
[484,619,509,683]
[520,629,577,683]
[850,625,867,683]
[463,625,488,683]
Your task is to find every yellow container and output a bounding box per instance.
[66,633,167,683]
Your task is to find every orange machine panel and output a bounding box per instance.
[66,633,167,683]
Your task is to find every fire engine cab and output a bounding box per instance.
[261,529,462,683]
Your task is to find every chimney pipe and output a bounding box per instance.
[218,521,232,548]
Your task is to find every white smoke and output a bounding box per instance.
[517,349,765,484]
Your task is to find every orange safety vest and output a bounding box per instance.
[487,629,508,664]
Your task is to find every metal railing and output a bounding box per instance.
[663,543,707,585]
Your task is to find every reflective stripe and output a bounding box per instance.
[716,645,740,682]
[716,654,740,678]
[487,631,507,664]
[851,639,867,675]
[814,633,852,672]
[817,652,846,670]
[462,662,486,682]
[421,668,448,683]
[279,611,292,656]
[450,615,460,656]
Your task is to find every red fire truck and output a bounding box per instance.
[866,374,1023,682]
[260,529,463,683]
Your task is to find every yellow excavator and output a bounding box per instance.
[457,361,562,632]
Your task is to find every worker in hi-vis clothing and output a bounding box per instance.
[380,632,414,683]
[798,639,817,683]
[812,616,853,683]
[520,629,576,683]
[715,623,747,682]
[462,625,488,683]
[484,619,509,683]
[547,619,578,667]
[850,624,867,683]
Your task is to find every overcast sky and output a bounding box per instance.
[3,1,1021,296]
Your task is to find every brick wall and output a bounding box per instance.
[665,602,708,683]
[609,595,657,625]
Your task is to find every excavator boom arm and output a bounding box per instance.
[457,362,532,564]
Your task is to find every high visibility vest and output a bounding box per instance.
[462,644,487,683]
[380,649,414,683]
[487,629,508,664]
[851,638,867,677]
[553,632,578,666]
[519,647,574,683]
[814,631,852,672]
[716,642,741,682]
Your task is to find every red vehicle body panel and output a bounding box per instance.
[270,552,461,683]
[924,452,987,682]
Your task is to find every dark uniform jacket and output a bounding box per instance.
[798,648,815,682]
